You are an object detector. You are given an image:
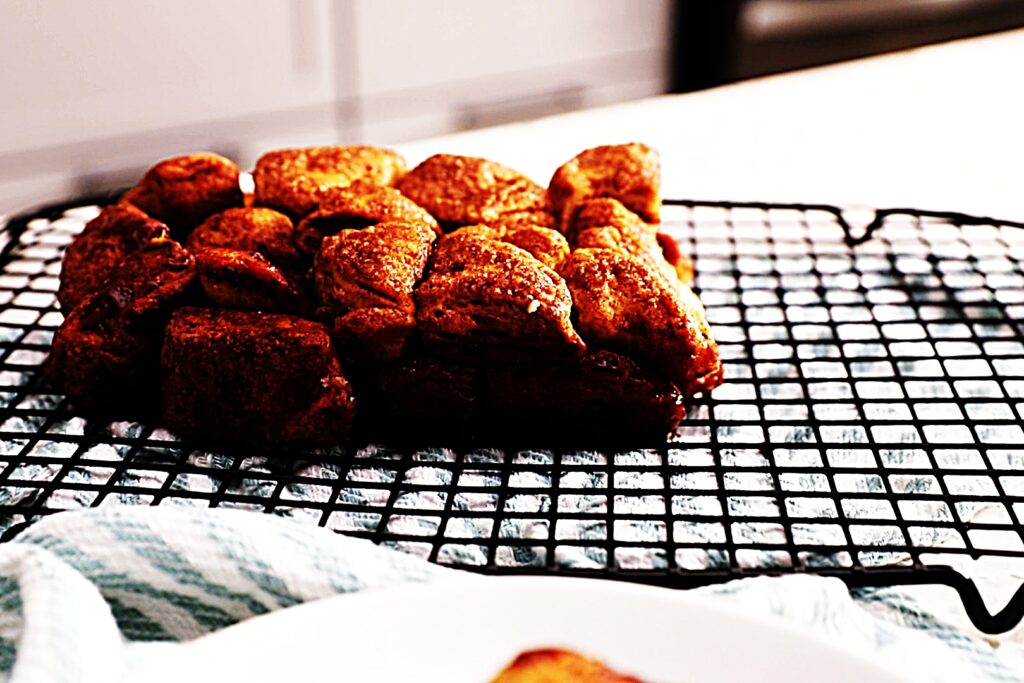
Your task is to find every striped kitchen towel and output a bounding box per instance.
[0,506,1018,683]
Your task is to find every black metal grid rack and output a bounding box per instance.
[2,196,1024,633]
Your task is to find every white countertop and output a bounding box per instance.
[397,28,1024,222]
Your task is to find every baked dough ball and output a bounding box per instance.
[549,143,661,229]
[491,648,643,682]
[195,248,307,315]
[122,152,244,237]
[57,203,169,311]
[296,181,440,254]
[161,308,356,445]
[415,232,584,361]
[187,207,303,279]
[397,154,548,229]
[449,224,569,272]
[313,221,436,362]
[560,247,721,395]
[253,146,407,219]
[571,198,682,285]
[46,237,197,415]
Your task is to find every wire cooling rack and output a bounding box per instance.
[1,195,1024,633]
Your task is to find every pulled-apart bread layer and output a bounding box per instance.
[48,143,721,445]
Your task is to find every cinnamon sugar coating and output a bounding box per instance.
[46,237,197,415]
[161,308,356,445]
[449,224,569,272]
[548,143,661,228]
[195,248,307,315]
[296,181,440,254]
[58,203,169,311]
[560,247,721,395]
[253,146,407,219]
[398,154,547,229]
[314,221,436,361]
[571,197,681,285]
[123,153,244,237]
[187,207,303,279]
[415,232,584,361]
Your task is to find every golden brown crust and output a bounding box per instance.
[187,207,303,279]
[655,231,694,284]
[397,154,547,229]
[314,222,436,315]
[46,237,197,415]
[296,181,440,254]
[161,308,355,445]
[415,232,584,361]
[571,198,681,286]
[57,203,169,311]
[493,209,557,230]
[314,221,436,362]
[195,248,307,315]
[50,143,721,444]
[548,143,660,229]
[490,648,644,682]
[560,247,721,395]
[450,224,569,272]
[253,146,407,219]
[123,153,244,237]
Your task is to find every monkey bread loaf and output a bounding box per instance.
[47,143,722,447]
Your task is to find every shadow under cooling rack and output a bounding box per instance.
[1,196,1024,633]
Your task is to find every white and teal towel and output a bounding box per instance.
[0,506,1020,683]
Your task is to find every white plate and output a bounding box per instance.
[134,576,913,683]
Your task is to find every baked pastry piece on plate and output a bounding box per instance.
[491,648,643,682]
[253,146,407,219]
[161,308,356,445]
